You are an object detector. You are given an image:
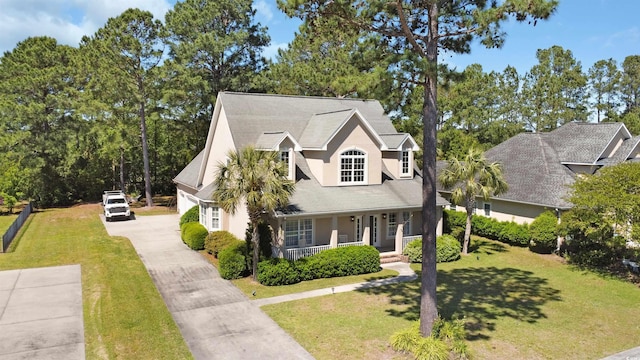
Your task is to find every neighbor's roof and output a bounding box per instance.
[437,122,639,209]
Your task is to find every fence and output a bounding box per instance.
[2,202,33,253]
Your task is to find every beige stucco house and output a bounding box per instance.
[174,92,447,260]
[439,122,640,225]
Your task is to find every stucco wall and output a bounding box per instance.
[202,107,236,186]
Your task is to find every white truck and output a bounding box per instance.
[102,190,131,221]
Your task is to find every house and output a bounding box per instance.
[174,92,448,260]
[438,122,640,224]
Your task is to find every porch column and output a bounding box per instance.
[330,215,338,248]
[395,223,404,255]
[363,215,371,246]
[272,218,285,258]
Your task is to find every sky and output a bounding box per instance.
[0,0,638,75]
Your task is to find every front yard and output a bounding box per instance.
[261,237,640,359]
[0,204,191,359]
[0,214,17,234]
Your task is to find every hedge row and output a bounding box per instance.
[180,222,208,250]
[443,209,558,252]
[205,230,240,257]
[219,240,248,279]
[180,205,199,226]
[403,235,461,263]
[257,246,381,286]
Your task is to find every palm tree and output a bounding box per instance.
[213,146,295,281]
[438,148,508,254]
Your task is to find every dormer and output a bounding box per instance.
[380,134,420,179]
[255,131,302,180]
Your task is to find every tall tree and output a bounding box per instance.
[213,147,294,281]
[81,8,166,206]
[438,148,508,255]
[279,0,557,336]
[522,45,588,132]
[621,55,640,113]
[588,59,621,122]
[0,37,83,206]
[164,0,269,154]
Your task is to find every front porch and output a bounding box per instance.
[274,235,422,261]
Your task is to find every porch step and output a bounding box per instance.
[379,253,407,264]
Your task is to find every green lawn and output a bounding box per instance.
[262,237,640,360]
[0,214,18,234]
[0,204,192,359]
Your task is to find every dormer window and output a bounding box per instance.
[400,149,412,177]
[280,148,293,180]
[340,149,366,184]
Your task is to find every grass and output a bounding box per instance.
[0,204,192,359]
[0,214,18,233]
[201,251,399,299]
[262,236,640,360]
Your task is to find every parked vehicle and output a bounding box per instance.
[102,190,131,221]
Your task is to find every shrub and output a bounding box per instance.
[404,236,461,263]
[450,226,465,242]
[472,215,503,239]
[257,258,300,286]
[296,246,380,281]
[245,222,274,272]
[498,221,530,246]
[529,210,558,253]
[390,319,469,360]
[403,239,423,263]
[179,205,199,226]
[218,240,247,279]
[205,230,239,257]
[436,235,461,262]
[181,222,208,250]
[443,210,466,232]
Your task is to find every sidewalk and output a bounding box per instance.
[252,261,417,307]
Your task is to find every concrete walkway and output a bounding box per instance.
[0,265,85,360]
[102,214,313,360]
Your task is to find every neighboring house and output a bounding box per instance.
[174,92,448,260]
[438,122,640,224]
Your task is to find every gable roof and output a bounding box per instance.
[255,131,302,151]
[438,122,637,210]
[173,149,205,188]
[218,92,399,150]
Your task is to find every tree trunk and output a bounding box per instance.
[251,219,260,282]
[139,79,153,207]
[119,145,126,192]
[419,1,439,338]
[463,204,473,255]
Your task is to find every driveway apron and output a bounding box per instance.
[102,214,313,360]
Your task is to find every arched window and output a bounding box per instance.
[340,149,366,184]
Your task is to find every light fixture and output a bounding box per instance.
[382,213,387,219]
[350,216,355,222]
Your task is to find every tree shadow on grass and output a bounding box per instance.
[357,267,562,341]
[468,238,508,255]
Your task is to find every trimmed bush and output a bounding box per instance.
[436,235,461,262]
[529,210,558,253]
[181,222,208,250]
[205,230,240,257]
[443,209,466,232]
[179,205,199,226]
[498,221,530,246]
[403,235,462,263]
[257,258,300,286]
[219,240,247,280]
[472,215,504,239]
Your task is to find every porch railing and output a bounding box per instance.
[337,241,365,248]
[402,235,421,252]
[276,241,366,261]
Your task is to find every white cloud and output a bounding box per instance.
[0,0,171,54]
[262,41,288,60]
[254,0,274,22]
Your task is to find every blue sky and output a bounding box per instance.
[0,0,638,75]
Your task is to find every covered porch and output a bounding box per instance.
[271,209,440,261]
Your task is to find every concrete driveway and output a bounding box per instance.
[102,214,313,360]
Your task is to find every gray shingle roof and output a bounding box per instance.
[438,122,637,209]
[173,149,204,188]
[298,109,355,149]
[219,92,398,150]
[281,152,448,216]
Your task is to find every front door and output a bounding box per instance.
[369,215,379,247]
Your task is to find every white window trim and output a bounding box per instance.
[354,216,363,242]
[483,202,491,217]
[199,204,207,228]
[210,206,222,231]
[338,148,368,185]
[399,149,413,178]
[280,147,294,180]
[387,212,398,239]
[402,211,412,236]
[284,218,314,248]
